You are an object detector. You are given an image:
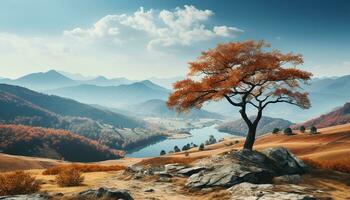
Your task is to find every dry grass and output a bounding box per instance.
[303,158,350,174]
[56,168,84,187]
[0,171,40,196]
[43,164,125,175]
[136,156,206,166]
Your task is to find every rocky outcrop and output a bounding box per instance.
[77,187,133,200]
[186,147,307,188]
[228,182,316,200]
[176,166,207,176]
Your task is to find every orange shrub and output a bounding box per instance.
[0,171,40,196]
[302,158,350,174]
[43,164,126,175]
[56,168,84,187]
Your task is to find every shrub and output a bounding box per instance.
[199,143,205,151]
[0,171,40,196]
[185,152,190,157]
[310,126,318,134]
[299,126,306,133]
[56,168,84,187]
[43,164,125,175]
[272,128,280,134]
[160,150,166,156]
[174,146,181,152]
[283,127,293,136]
[208,135,217,144]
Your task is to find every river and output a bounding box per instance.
[125,125,234,158]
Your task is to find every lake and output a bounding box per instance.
[125,125,234,158]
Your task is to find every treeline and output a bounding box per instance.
[0,124,123,162]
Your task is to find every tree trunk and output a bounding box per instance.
[243,124,257,150]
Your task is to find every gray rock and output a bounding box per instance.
[154,171,173,178]
[125,165,144,173]
[228,182,316,200]
[78,187,133,200]
[0,194,50,200]
[262,147,307,174]
[164,163,186,172]
[186,163,274,188]
[177,166,207,176]
[158,177,171,182]
[273,174,302,184]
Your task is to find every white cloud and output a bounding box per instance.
[63,5,243,51]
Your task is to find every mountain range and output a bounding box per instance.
[0,84,166,150]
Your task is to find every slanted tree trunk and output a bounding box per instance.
[243,125,257,150]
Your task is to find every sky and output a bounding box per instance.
[0,0,349,79]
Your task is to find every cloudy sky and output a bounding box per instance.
[0,0,349,79]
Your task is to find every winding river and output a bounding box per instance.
[125,125,233,158]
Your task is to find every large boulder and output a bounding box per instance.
[77,187,133,200]
[0,194,50,200]
[186,147,307,189]
[228,182,316,200]
[186,163,274,188]
[176,166,207,176]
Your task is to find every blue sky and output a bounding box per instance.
[0,0,349,79]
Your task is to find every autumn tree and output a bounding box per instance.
[167,40,312,150]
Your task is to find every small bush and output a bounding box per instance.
[174,146,181,152]
[283,127,293,136]
[56,168,84,187]
[0,171,40,196]
[310,126,318,134]
[299,126,306,133]
[272,128,280,134]
[160,150,166,156]
[43,164,125,175]
[199,143,205,151]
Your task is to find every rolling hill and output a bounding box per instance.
[297,102,350,128]
[127,99,223,119]
[46,81,170,107]
[0,84,165,150]
[216,116,292,136]
[0,124,122,162]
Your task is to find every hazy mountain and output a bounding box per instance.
[0,124,122,162]
[0,70,77,91]
[81,76,134,86]
[0,84,165,150]
[216,116,293,136]
[58,71,96,81]
[47,81,170,107]
[127,99,223,119]
[298,102,350,128]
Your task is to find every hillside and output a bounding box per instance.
[0,84,166,150]
[0,125,122,162]
[127,99,223,119]
[46,81,170,107]
[298,102,350,128]
[216,116,292,136]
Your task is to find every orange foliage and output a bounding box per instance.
[43,164,126,175]
[0,171,40,195]
[56,168,84,187]
[167,40,312,112]
[136,156,206,167]
[302,158,350,174]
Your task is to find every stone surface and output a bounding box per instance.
[0,194,50,200]
[186,163,274,188]
[186,147,307,188]
[77,187,133,200]
[164,163,186,172]
[273,174,302,184]
[228,182,316,200]
[176,166,207,176]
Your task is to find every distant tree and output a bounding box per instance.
[174,146,181,152]
[160,150,166,156]
[167,41,312,150]
[208,135,217,144]
[284,127,293,136]
[272,128,280,134]
[299,126,306,133]
[199,143,205,151]
[310,126,318,134]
